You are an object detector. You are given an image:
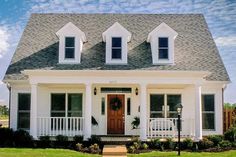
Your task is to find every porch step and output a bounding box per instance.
[102,145,127,157]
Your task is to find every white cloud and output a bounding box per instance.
[0,26,10,58]
[215,36,236,46]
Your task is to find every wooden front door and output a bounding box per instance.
[107,94,125,134]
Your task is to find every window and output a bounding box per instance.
[18,93,31,130]
[111,37,122,59]
[51,93,83,117]
[158,37,168,59]
[65,37,75,59]
[202,94,215,130]
[101,97,105,115]
[150,94,181,118]
[127,98,131,115]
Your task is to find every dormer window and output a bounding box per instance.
[158,37,168,59]
[147,22,178,65]
[65,37,75,59]
[112,37,122,59]
[102,22,131,64]
[56,22,86,64]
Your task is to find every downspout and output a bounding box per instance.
[6,83,11,128]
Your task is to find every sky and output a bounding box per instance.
[0,0,235,105]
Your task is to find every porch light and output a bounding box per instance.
[135,88,138,95]
[94,87,97,95]
[176,103,183,156]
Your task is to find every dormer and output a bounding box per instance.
[102,22,131,64]
[56,22,86,64]
[147,22,178,65]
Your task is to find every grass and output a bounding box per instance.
[0,148,236,157]
[128,150,236,157]
[0,148,101,157]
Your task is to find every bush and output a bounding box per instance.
[55,135,68,147]
[182,138,193,149]
[219,140,232,148]
[232,142,236,147]
[133,142,141,150]
[73,135,83,143]
[128,146,135,153]
[89,143,101,154]
[75,143,83,151]
[88,135,101,145]
[149,138,161,149]
[141,143,149,150]
[165,138,175,150]
[13,129,34,147]
[0,128,14,147]
[224,127,236,142]
[198,138,214,150]
[39,136,52,148]
[207,135,223,146]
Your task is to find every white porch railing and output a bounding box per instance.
[37,117,84,137]
[147,118,195,138]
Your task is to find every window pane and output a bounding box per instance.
[159,49,168,59]
[202,113,215,130]
[101,97,105,115]
[150,113,163,118]
[150,94,164,111]
[51,94,65,111]
[18,112,30,129]
[112,48,122,59]
[65,48,75,59]
[65,37,75,47]
[127,98,131,115]
[68,94,82,117]
[159,38,168,47]
[112,37,122,47]
[167,95,181,111]
[202,95,215,111]
[51,112,65,117]
[18,93,31,110]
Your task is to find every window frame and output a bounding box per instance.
[158,37,169,60]
[202,94,215,131]
[64,36,75,60]
[17,93,31,130]
[111,37,122,60]
[50,93,83,118]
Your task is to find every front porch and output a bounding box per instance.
[12,70,223,141]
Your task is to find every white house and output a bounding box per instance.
[4,14,230,141]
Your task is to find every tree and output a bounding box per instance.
[0,105,9,116]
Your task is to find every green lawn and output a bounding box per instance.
[0,148,101,157]
[128,150,236,157]
[0,148,236,157]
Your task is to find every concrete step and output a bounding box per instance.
[102,145,127,157]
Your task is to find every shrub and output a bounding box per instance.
[13,129,33,147]
[232,142,236,147]
[89,143,101,154]
[198,138,214,150]
[133,142,141,150]
[73,135,83,143]
[182,138,194,149]
[219,140,232,148]
[149,138,161,149]
[141,143,149,150]
[55,135,68,147]
[165,138,175,150]
[88,135,101,145]
[39,136,51,148]
[75,143,83,151]
[128,146,135,153]
[224,127,236,142]
[0,128,14,147]
[207,135,223,146]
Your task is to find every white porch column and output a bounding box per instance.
[195,84,202,141]
[30,84,38,139]
[140,83,147,141]
[84,83,92,140]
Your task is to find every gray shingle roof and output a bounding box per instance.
[4,13,230,81]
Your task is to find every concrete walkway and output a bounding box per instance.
[102,145,127,157]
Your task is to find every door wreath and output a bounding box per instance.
[110,96,122,111]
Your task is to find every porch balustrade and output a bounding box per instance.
[147,118,194,138]
[37,117,84,137]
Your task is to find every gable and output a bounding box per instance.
[5,14,230,82]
